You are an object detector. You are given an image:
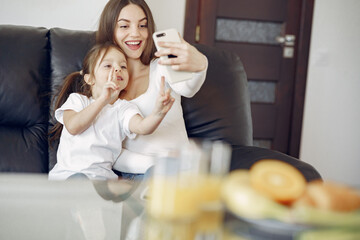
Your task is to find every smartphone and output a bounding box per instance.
[153,28,193,84]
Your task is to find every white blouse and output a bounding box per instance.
[113,58,208,173]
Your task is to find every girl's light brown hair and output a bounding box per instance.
[96,0,156,65]
[49,42,125,144]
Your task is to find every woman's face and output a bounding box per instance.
[115,4,149,60]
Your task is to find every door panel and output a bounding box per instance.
[251,104,277,138]
[216,42,282,80]
[216,19,283,45]
[217,0,287,21]
[248,81,276,103]
[184,0,314,157]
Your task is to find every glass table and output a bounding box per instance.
[0,173,146,240]
[0,173,344,240]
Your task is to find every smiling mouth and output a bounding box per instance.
[117,76,123,81]
[125,41,141,50]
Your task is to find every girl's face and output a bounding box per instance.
[114,4,149,60]
[89,47,129,99]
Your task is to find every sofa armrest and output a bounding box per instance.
[182,44,253,146]
[230,145,322,182]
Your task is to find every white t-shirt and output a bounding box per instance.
[113,58,208,173]
[49,93,141,180]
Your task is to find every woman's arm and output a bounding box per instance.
[155,34,208,98]
[113,148,155,173]
[129,77,174,135]
[168,63,207,98]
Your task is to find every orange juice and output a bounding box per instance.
[196,175,225,232]
[147,175,200,220]
[145,216,197,240]
[199,175,222,203]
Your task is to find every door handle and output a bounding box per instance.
[276,35,296,58]
[276,34,296,46]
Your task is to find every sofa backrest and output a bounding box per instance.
[0,25,252,173]
[48,28,96,170]
[0,25,50,173]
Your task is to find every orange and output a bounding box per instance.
[250,159,306,204]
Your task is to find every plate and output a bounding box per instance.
[238,216,314,233]
[226,212,316,240]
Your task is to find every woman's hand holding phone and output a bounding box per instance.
[155,34,207,72]
[153,29,207,84]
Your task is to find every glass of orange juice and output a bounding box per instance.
[145,147,202,240]
[195,140,232,239]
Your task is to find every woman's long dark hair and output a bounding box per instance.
[97,0,156,65]
[49,42,124,144]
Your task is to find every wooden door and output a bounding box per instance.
[184,0,314,157]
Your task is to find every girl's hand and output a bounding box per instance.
[155,33,207,72]
[129,77,174,135]
[153,76,174,116]
[100,67,120,104]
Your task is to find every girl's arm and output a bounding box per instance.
[129,77,174,135]
[63,68,120,135]
[63,98,108,135]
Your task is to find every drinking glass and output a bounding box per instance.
[144,140,231,240]
[195,140,232,239]
[145,146,202,240]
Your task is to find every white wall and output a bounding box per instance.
[146,0,186,34]
[300,0,360,187]
[0,0,186,33]
[1,0,359,187]
[0,0,108,30]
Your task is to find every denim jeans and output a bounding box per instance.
[120,172,144,181]
[120,166,154,181]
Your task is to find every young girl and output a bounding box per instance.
[49,42,174,180]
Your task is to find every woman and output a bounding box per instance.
[97,0,208,178]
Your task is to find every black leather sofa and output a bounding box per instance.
[0,25,321,181]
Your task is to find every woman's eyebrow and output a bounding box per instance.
[117,17,147,22]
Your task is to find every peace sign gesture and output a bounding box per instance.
[99,67,120,104]
[152,76,175,116]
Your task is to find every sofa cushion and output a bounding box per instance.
[48,28,96,170]
[0,25,50,172]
